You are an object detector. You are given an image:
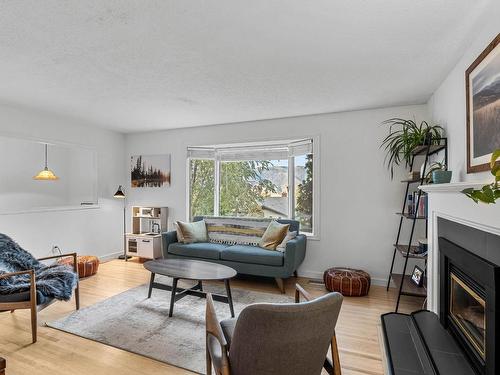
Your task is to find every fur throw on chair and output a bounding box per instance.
[0,234,77,301]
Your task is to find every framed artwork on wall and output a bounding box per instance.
[131,154,171,188]
[466,33,500,173]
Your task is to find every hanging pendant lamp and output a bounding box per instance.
[33,144,59,180]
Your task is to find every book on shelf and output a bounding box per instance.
[411,191,427,217]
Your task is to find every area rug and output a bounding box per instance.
[47,276,292,374]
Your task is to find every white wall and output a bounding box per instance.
[428,1,499,182]
[126,105,429,283]
[0,103,126,260]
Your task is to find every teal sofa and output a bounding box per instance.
[162,217,306,292]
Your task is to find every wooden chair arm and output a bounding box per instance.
[0,269,34,279]
[206,293,230,375]
[38,253,78,274]
[295,283,313,302]
[38,252,77,261]
[206,293,227,347]
[0,356,5,375]
[295,283,342,375]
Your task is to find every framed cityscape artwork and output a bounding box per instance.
[466,33,500,173]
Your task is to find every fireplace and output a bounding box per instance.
[449,271,486,360]
[439,218,500,375]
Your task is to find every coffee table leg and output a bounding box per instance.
[169,278,178,317]
[225,279,235,318]
[198,280,203,291]
[148,273,155,298]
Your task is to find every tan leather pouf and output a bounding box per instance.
[59,255,100,278]
[323,267,371,296]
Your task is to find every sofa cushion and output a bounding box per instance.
[221,245,284,266]
[168,242,227,260]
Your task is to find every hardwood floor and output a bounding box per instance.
[0,259,421,375]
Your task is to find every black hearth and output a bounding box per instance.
[439,221,500,375]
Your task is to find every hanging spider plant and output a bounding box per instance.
[380,118,443,179]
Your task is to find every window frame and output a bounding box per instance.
[186,137,319,239]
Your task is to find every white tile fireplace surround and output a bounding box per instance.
[420,182,500,313]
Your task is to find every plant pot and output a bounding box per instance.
[432,170,452,184]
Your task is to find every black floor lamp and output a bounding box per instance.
[114,185,131,261]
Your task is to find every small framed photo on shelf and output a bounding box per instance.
[411,265,424,287]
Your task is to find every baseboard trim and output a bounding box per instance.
[99,251,122,262]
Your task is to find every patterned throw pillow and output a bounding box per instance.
[259,221,290,250]
[176,220,208,243]
[276,231,297,252]
[203,216,271,245]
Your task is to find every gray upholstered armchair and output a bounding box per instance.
[205,284,343,375]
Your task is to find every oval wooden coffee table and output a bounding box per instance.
[144,258,237,317]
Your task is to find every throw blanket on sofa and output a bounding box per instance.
[202,216,271,246]
[0,234,77,301]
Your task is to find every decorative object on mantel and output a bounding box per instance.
[130,154,171,188]
[33,143,59,180]
[462,150,500,203]
[466,33,500,174]
[380,118,443,179]
[425,160,452,184]
[323,267,371,296]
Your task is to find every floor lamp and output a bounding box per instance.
[114,185,131,261]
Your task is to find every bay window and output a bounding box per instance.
[187,139,316,236]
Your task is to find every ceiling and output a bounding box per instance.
[0,0,492,133]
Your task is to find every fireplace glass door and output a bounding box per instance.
[449,273,486,359]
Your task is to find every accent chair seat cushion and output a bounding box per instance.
[0,290,49,305]
[221,245,284,266]
[168,242,228,260]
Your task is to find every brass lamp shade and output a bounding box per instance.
[33,144,59,180]
[34,167,59,180]
[114,185,125,199]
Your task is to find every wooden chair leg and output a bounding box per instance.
[31,305,37,343]
[206,339,212,375]
[75,283,80,310]
[331,333,342,375]
[29,269,37,343]
[73,253,80,310]
[275,278,285,294]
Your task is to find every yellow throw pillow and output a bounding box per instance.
[259,221,290,250]
[176,220,208,243]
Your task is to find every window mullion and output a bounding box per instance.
[288,156,295,219]
[214,159,220,216]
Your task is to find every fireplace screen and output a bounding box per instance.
[450,273,486,359]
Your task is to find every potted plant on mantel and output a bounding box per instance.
[380,118,444,179]
[462,150,500,204]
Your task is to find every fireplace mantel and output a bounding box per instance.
[418,181,500,313]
